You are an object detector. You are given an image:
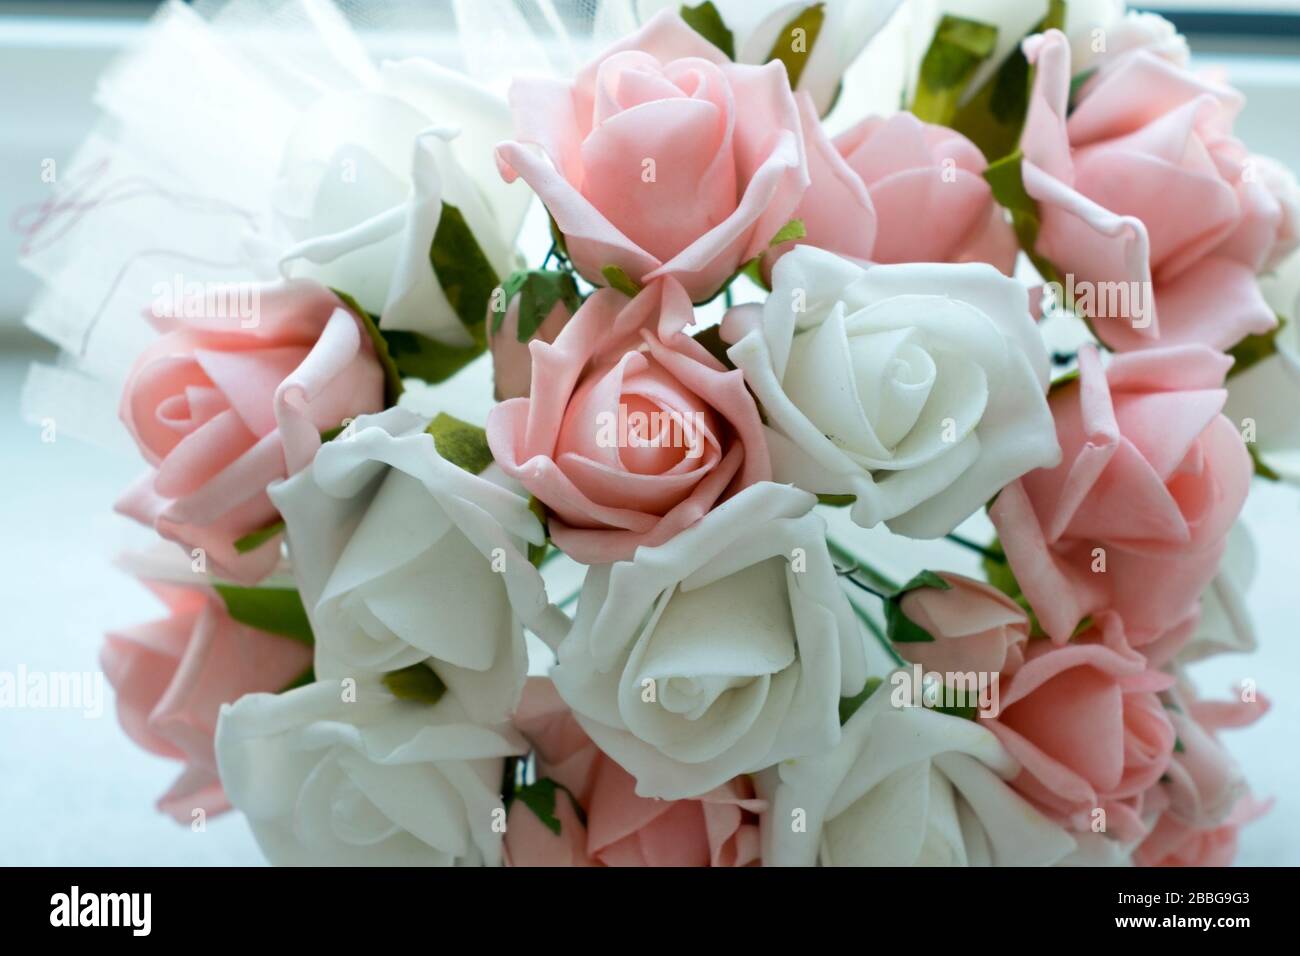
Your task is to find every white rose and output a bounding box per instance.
[550,481,868,800]
[637,0,904,116]
[215,677,525,866]
[723,245,1059,538]
[761,679,1076,866]
[275,59,529,345]
[270,407,568,723]
[1225,247,1300,484]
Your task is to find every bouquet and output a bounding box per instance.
[21,0,1297,867]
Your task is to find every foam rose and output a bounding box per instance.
[894,572,1030,677]
[103,575,311,823]
[117,279,385,583]
[214,677,526,866]
[1020,29,1296,350]
[722,245,1058,538]
[269,408,568,723]
[989,345,1252,645]
[549,482,868,799]
[986,621,1176,844]
[486,279,769,564]
[1134,689,1271,866]
[790,107,1016,272]
[504,680,764,866]
[761,675,1076,866]
[495,10,808,303]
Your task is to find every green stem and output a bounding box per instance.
[845,593,905,668]
[945,532,1004,563]
[825,537,900,592]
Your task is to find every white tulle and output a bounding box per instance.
[17,0,646,446]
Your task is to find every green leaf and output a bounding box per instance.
[1227,317,1284,378]
[883,571,952,644]
[382,663,447,705]
[895,570,953,596]
[601,264,642,298]
[213,584,314,646]
[928,689,980,721]
[233,521,285,555]
[489,270,531,337]
[740,257,768,291]
[515,271,583,343]
[766,3,825,91]
[839,676,882,724]
[910,15,998,126]
[382,329,483,384]
[515,778,564,835]
[950,0,1065,162]
[281,665,315,692]
[680,1,735,59]
[1068,67,1097,112]
[527,495,550,567]
[983,149,1061,284]
[817,494,856,507]
[430,201,500,332]
[690,324,737,371]
[332,289,404,405]
[426,412,494,475]
[1174,736,1185,754]
[769,218,807,247]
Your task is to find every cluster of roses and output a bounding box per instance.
[98,2,1295,866]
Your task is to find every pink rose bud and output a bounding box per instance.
[895,572,1030,677]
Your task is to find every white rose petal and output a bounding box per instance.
[636,0,904,116]
[270,407,569,723]
[275,60,527,345]
[215,678,525,866]
[550,481,869,800]
[762,680,1077,866]
[724,245,1059,538]
[1225,248,1300,485]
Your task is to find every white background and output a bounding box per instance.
[1,6,1298,866]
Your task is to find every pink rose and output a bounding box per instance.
[487,288,574,401]
[894,573,1030,677]
[1020,29,1291,351]
[486,279,769,564]
[495,10,808,303]
[504,680,764,867]
[102,578,312,822]
[990,345,1251,646]
[789,105,1017,273]
[1134,689,1270,866]
[1134,795,1269,867]
[116,279,385,583]
[987,622,1176,843]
